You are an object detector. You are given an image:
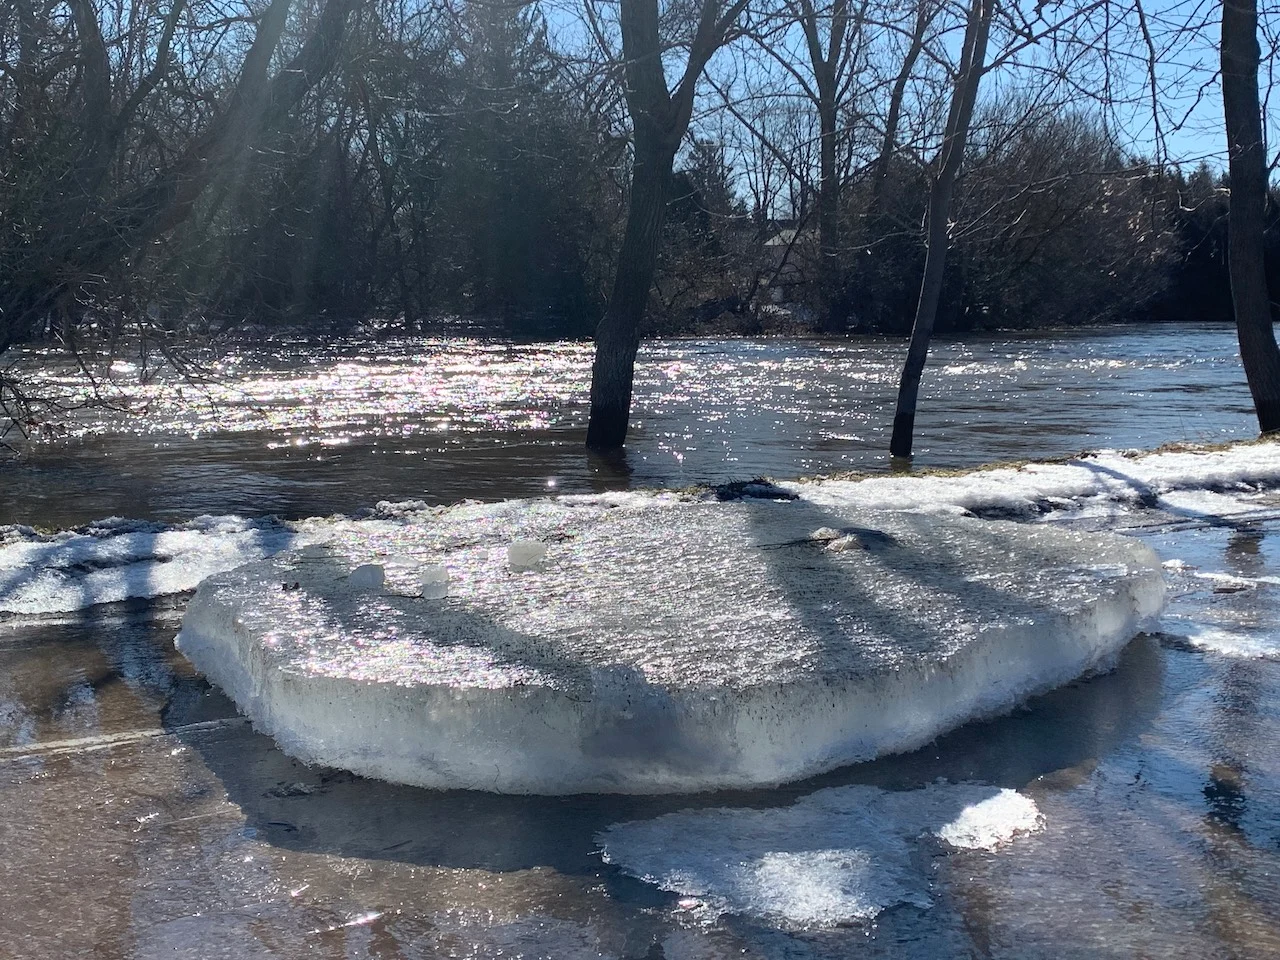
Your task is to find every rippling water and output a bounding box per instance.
[2,323,1259,526]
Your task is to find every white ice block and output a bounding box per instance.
[347,563,384,590]
[419,563,450,599]
[598,782,1044,929]
[175,498,1165,794]
[507,540,547,571]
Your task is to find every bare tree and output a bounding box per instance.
[1221,0,1280,432]
[586,0,750,449]
[0,0,359,352]
[791,0,865,330]
[889,0,992,458]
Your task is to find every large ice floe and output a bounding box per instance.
[176,494,1164,794]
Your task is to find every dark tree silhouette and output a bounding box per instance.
[1221,0,1280,432]
[586,0,749,449]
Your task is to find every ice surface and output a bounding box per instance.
[3,439,1273,617]
[789,440,1280,519]
[0,516,298,615]
[176,496,1163,793]
[597,782,1043,929]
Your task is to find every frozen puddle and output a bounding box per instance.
[598,782,1044,929]
[176,496,1164,793]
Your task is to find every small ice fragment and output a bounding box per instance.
[826,535,862,553]
[348,564,385,590]
[419,564,449,599]
[933,788,1043,849]
[508,540,547,572]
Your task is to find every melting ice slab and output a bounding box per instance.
[598,782,1044,929]
[176,498,1164,794]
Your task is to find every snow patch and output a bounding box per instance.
[0,516,299,615]
[597,782,1043,930]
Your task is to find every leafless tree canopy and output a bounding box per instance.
[0,0,1277,440]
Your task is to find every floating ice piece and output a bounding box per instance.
[0,515,299,615]
[176,498,1164,794]
[507,540,547,571]
[1178,625,1279,660]
[347,563,384,590]
[598,782,1043,930]
[932,787,1042,848]
[419,564,450,599]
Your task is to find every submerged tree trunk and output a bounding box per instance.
[888,0,993,458]
[1221,0,1280,432]
[587,136,677,446]
[586,0,747,448]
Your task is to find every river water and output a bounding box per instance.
[2,323,1258,527]
[1,323,1279,958]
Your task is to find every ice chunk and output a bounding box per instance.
[347,563,385,590]
[1179,625,1280,660]
[788,438,1280,518]
[507,540,547,571]
[175,498,1164,794]
[933,787,1043,848]
[597,782,1043,930]
[419,564,450,600]
[0,515,299,615]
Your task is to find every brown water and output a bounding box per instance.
[1,324,1278,958]
[0,324,1257,527]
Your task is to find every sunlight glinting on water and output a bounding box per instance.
[4,324,1259,526]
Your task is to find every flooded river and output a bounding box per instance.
[1,323,1278,958]
[1,323,1258,527]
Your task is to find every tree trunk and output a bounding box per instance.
[816,88,843,333]
[869,0,932,216]
[585,0,746,448]
[1221,0,1280,432]
[587,136,676,447]
[888,0,993,459]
